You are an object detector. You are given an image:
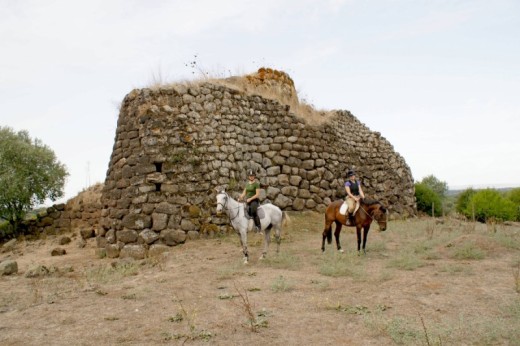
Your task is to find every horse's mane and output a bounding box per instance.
[362,198,383,206]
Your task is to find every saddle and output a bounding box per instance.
[245,204,265,219]
[339,200,360,216]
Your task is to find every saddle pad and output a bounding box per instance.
[257,207,265,219]
[339,202,348,215]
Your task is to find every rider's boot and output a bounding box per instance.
[254,216,261,233]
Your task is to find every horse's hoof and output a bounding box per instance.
[339,249,344,253]
[259,255,265,260]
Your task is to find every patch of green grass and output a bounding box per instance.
[387,251,426,271]
[439,264,473,276]
[385,317,423,344]
[121,293,137,300]
[363,312,423,344]
[318,252,367,279]
[310,279,330,291]
[318,255,353,277]
[216,262,244,280]
[168,313,184,323]
[260,251,301,270]
[492,232,520,250]
[271,275,293,292]
[367,239,387,253]
[85,261,140,284]
[451,242,485,260]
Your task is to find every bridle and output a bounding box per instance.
[359,203,387,223]
[216,192,241,221]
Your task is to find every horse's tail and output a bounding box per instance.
[282,211,290,227]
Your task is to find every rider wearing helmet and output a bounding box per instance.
[239,169,261,232]
[345,170,365,224]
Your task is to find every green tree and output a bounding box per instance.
[420,175,448,200]
[414,182,442,217]
[0,127,68,235]
[464,189,517,222]
[505,187,520,220]
[455,188,477,214]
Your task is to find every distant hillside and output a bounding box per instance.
[447,186,518,196]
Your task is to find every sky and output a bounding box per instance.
[1,0,519,205]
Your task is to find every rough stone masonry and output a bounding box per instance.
[99,69,416,258]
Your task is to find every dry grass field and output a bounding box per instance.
[1,212,520,345]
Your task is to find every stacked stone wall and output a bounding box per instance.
[98,79,416,257]
[15,183,102,240]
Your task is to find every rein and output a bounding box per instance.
[217,193,241,221]
[358,205,373,220]
[358,203,386,222]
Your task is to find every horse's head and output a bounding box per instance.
[372,203,388,232]
[215,188,228,216]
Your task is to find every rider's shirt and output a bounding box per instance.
[245,180,260,199]
[345,180,361,196]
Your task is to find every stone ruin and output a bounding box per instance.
[95,68,416,258]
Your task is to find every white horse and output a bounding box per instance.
[215,188,288,264]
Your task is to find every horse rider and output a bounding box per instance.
[345,170,365,225]
[238,169,261,232]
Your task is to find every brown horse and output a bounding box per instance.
[321,199,388,254]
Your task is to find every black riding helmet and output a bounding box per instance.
[248,169,256,176]
[347,170,356,177]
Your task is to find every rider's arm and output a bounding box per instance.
[247,187,260,203]
[239,188,246,201]
[345,183,354,199]
[359,183,365,199]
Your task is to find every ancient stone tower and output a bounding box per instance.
[99,68,415,257]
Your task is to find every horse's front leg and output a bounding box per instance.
[362,226,370,255]
[356,227,362,255]
[334,221,343,253]
[239,229,249,264]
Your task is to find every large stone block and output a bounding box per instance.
[121,213,152,230]
[120,244,146,260]
[117,229,139,243]
[161,229,187,246]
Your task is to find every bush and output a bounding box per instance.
[506,188,520,220]
[414,182,442,217]
[462,189,517,222]
[455,188,477,214]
